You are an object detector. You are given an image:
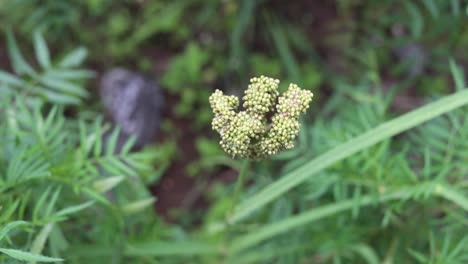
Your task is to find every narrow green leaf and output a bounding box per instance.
[39,77,88,97]
[447,236,468,259]
[47,69,95,80]
[352,244,380,264]
[0,70,24,86]
[105,127,121,156]
[404,2,424,39]
[30,223,54,264]
[100,157,136,177]
[451,0,460,15]
[55,201,94,217]
[33,31,51,69]
[93,176,125,193]
[93,119,103,157]
[59,47,87,68]
[33,188,52,221]
[449,59,466,91]
[6,31,35,75]
[82,188,113,207]
[434,184,468,211]
[407,248,428,262]
[0,221,27,241]
[48,225,69,254]
[0,200,20,223]
[422,0,439,18]
[39,88,81,105]
[43,106,59,132]
[0,248,63,262]
[122,197,156,214]
[228,89,468,224]
[44,188,61,218]
[121,134,137,155]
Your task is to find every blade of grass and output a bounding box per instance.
[230,182,468,254]
[0,221,27,241]
[30,223,54,264]
[33,31,51,69]
[434,184,468,211]
[449,59,466,91]
[230,188,411,253]
[6,31,35,75]
[227,89,468,224]
[0,248,63,262]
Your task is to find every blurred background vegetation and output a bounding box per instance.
[1,0,468,263]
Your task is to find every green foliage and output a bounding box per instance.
[0,1,80,37]
[0,34,165,263]
[162,42,212,124]
[1,0,468,263]
[160,40,229,134]
[0,94,161,262]
[0,31,92,105]
[216,83,468,263]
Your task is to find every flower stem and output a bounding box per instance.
[232,159,250,210]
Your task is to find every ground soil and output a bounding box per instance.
[147,51,236,222]
[150,108,237,221]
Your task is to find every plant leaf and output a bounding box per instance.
[0,221,27,241]
[33,31,51,69]
[30,223,54,264]
[0,70,24,87]
[59,47,87,68]
[0,248,63,262]
[449,59,466,91]
[6,31,35,75]
[55,201,94,217]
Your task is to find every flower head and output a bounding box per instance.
[209,76,313,159]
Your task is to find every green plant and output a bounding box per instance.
[2,1,468,263]
[211,67,468,262]
[0,33,161,264]
[118,73,468,263]
[0,96,161,263]
[162,42,212,124]
[0,1,80,38]
[209,75,313,159]
[0,31,92,105]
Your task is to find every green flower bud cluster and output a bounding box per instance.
[209,75,313,159]
[243,76,280,116]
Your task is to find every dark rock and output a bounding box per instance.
[100,68,164,149]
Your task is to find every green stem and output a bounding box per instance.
[224,159,250,253]
[232,159,250,212]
